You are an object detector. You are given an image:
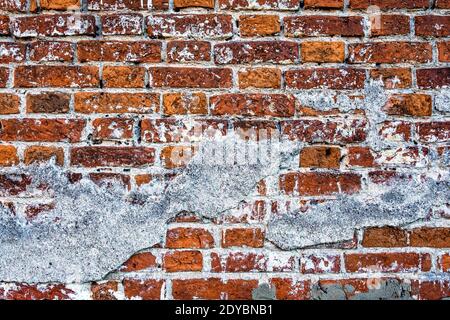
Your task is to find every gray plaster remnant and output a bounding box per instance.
[311,279,413,300]
[252,284,277,300]
[266,175,450,250]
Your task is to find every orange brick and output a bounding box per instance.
[238,68,281,89]
[301,42,345,63]
[164,250,203,272]
[222,228,265,248]
[0,145,19,166]
[239,15,280,37]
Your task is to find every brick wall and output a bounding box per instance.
[0,0,449,300]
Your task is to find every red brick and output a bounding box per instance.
[0,174,32,197]
[349,42,432,64]
[417,68,450,89]
[370,68,412,89]
[0,42,26,63]
[87,0,149,10]
[416,121,450,142]
[102,66,145,88]
[383,94,432,117]
[166,228,214,249]
[210,94,295,117]
[78,41,161,63]
[413,280,450,300]
[301,254,341,274]
[281,119,368,143]
[436,0,450,8]
[211,252,295,272]
[270,278,310,300]
[284,16,364,37]
[0,284,73,300]
[362,227,408,247]
[219,0,300,10]
[160,145,196,169]
[121,252,158,272]
[101,14,143,35]
[28,41,73,62]
[12,14,95,37]
[285,68,366,90]
[92,118,134,140]
[26,92,70,114]
[172,278,258,300]
[164,250,203,272]
[279,172,361,196]
[147,14,232,39]
[74,92,159,114]
[24,146,64,166]
[70,146,154,168]
[238,68,281,89]
[0,119,84,142]
[150,67,232,88]
[0,145,19,166]
[0,93,20,114]
[0,16,9,35]
[214,41,298,64]
[174,0,214,8]
[370,15,410,36]
[379,121,412,142]
[123,279,164,300]
[299,146,341,168]
[440,254,450,272]
[0,0,28,12]
[91,281,118,300]
[89,173,131,189]
[304,0,343,9]
[239,15,280,37]
[345,252,422,272]
[415,15,450,37]
[222,228,265,248]
[347,147,376,167]
[163,93,208,115]
[0,67,8,88]
[438,41,450,62]
[349,0,429,9]
[409,228,450,248]
[14,66,99,88]
[166,41,211,63]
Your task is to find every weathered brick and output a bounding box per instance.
[210,94,295,117]
[370,15,410,36]
[87,0,149,10]
[438,41,450,62]
[24,146,64,166]
[214,41,299,64]
[370,68,412,89]
[28,41,73,62]
[164,250,203,272]
[0,67,8,88]
[379,121,412,142]
[150,67,232,88]
[92,118,134,140]
[0,145,19,166]
[383,94,432,117]
[284,16,364,37]
[40,0,80,10]
[301,254,341,274]
[0,93,20,114]
[285,68,366,90]
[281,118,368,143]
[147,14,232,39]
[0,0,28,12]
[166,228,214,249]
[78,41,161,63]
[121,252,158,272]
[0,43,26,63]
[416,121,450,142]
[345,252,422,272]
[71,147,155,167]
[416,68,450,89]
[163,93,207,116]
[239,15,280,37]
[14,66,99,88]
[238,68,281,89]
[270,278,310,300]
[301,41,345,63]
[160,145,196,169]
[101,14,143,35]
[89,173,131,189]
[299,146,341,168]
[0,15,10,35]
[211,251,295,272]
[0,119,85,142]
[102,66,146,88]
[436,0,450,8]
[222,228,265,248]
[12,14,95,37]
[123,279,163,300]
[413,280,450,300]
[172,278,258,300]
[74,92,159,114]
[174,0,214,8]
[349,42,432,64]
[349,0,429,9]
[0,284,73,300]
[26,92,70,113]
[410,228,450,248]
[166,41,211,63]
[346,147,376,167]
[415,15,450,37]
[91,281,118,300]
[362,227,408,247]
[279,172,362,196]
